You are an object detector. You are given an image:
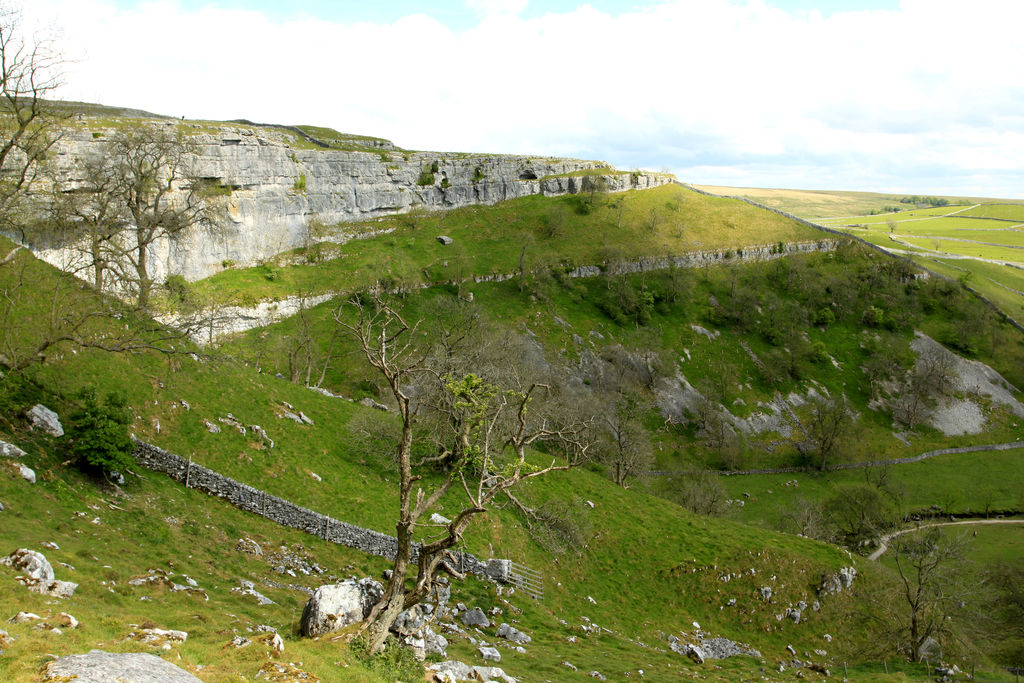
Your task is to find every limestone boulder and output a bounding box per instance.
[1,548,55,582]
[27,404,64,437]
[44,650,202,682]
[0,440,26,458]
[300,578,384,637]
[460,607,490,629]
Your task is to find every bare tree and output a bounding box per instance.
[338,295,595,654]
[102,123,212,310]
[793,395,852,470]
[875,528,978,662]
[0,4,64,242]
[599,393,653,487]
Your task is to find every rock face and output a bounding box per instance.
[44,649,203,682]
[300,578,384,637]
[39,125,672,282]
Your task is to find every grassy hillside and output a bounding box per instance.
[3,182,1024,681]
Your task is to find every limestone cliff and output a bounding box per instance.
[42,121,671,281]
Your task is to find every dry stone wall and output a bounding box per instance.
[131,439,510,583]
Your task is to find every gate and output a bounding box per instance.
[507,561,543,601]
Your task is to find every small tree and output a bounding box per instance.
[339,296,595,654]
[65,387,133,477]
[793,395,852,470]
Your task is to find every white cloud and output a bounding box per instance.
[19,0,1024,196]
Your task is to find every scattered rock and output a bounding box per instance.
[430,512,453,525]
[686,643,706,664]
[358,396,389,411]
[562,661,578,671]
[760,586,772,601]
[229,635,251,648]
[250,424,274,448]
[44,650,203,682]
[254,631,285,653]
[255,660,319,681]
[204,420,221,433]
[589,672,607,680]
[27,404,64,437]
[478,645,501,662]
[496,622,531,644]
[460,607,490,629]
[299,578,384,637]
[232,580,275,605]
[0,439,26,459]
[818,566,857,596]
[9,611,42,623]
[236,538,263,555]
[17,464,35,483]
[54,613,79,629]
[437,235,454,245]
[2,548,54,582]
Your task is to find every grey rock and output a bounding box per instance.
[562,661,578,671]
[429,660,474,681]
[460,607,490,629]
[818,566,857,596]
[392,603,434,636]
[589,672,607,680]
[27,404,63,437]
[496,622,531,644]
[0,440,26,459]
[17,464,35,483]
[437,235,454,245]
[760,586,772,601]
[786,607,802,623]
[232,580,275,605]
[204,420,221,433]
[478,645,501,662]
[430,512,453,525]
[250,424,274,448]
[358,396,390,411]
[686,643,706,664]
[917,636,941,661]
[700,637,762,660]
[300,578,384,637]
[1,548,55,582]
[44,649,203,682]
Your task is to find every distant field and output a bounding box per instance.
[810,203,1024,325]
[693,185,1024,221]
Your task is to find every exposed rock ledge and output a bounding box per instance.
[35,123,672,282]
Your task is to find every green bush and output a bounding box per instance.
[417,168,435,186]
[65,388,134,477]
[293,173,307,193]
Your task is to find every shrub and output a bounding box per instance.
[472,166,485,183]
[417,168,435,186]
[293,173,307,193]
[65,388,134,477]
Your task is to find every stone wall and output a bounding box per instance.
[131,439,510,583]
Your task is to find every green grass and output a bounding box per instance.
[189,184,823,306]
[718,449,1024,531]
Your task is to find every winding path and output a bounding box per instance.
[868,518,1024,561]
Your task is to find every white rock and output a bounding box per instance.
[27,404,63,437]
[299,578,384,637]
[1,548,55,581]
[18,464,35,484]
[0,440,26,458]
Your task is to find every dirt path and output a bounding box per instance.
[868,518,1024,561]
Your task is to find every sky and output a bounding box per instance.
[20,0,1024,197]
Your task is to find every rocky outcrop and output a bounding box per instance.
[299,578,384,637]
[44,650,202,682]
[1,548,77,598]
[38,124,672,281]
